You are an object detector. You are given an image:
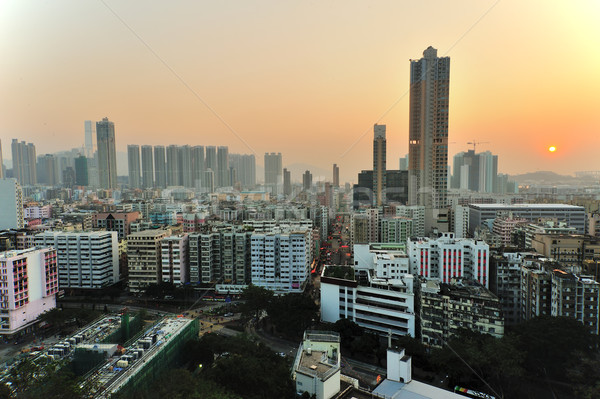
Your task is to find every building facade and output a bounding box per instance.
[0,248,58,336]
[96,117,118,190]
[408,46,450,219]
[35,231,119,289]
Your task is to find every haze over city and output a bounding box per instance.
[2,0,599,183]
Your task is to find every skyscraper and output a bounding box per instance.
[283,168,291,196]
[37,154,57,186]
[75,155,88,186]
[11,140,37,186]
[373,124,386,207]
[127,144,141,189]
[179,145,193,188]
[96,117,118,189]
[154,145,167,188]
[166,145,180,186]
[205,146,217,179]
[333,164,339,188]
[264,152,282,189]
[141,145,154,188]
[452,150,498,193]
[302,170,312,191]
[408,46,450,226]
[217,146,229,187]
[229,153,255,189]
[84,120,95,158]
[192,145,205,189]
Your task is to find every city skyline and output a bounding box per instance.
[1,1,599,183]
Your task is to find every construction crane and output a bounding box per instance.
[466,140,490,152]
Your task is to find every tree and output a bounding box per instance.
[267,293,318,337]
[240,285,273,322]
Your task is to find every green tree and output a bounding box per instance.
[240,284,273,322]
[267,293,318,337]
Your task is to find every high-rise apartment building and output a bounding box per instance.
[229,154,256,188]
[74,155,88,186]
[192,145,205,189]
[161,234,189,285]
[333,164,339,188]
[127,229,171,292]
[251,229,312,294]
[141,145,154,188]
[373,124,386,207]
[96,117,118,189]
[303,170,312,191]
[408,233,489,288]
[264,152,282,192]
[452,150,498,192]
[11,140,37,186]
[127,144,141,189]
[217,146,229,187]
[205,146,217,179]
[283,168,292,196]
[36,154,57,186]
[34,231,119,289]
[153,145,167,188]
[166,145,180,186]
[84,120,95,158]
[408,47,450,226]
[0,179,24,229]
[176,145,192,188]
[0,248,58,337]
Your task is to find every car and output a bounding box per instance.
[277,352,286,357]
[223,313,234,317]
[164,295,175,300]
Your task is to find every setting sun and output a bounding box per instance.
[549,146,557,152]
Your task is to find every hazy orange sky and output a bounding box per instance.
[1,1,599,183]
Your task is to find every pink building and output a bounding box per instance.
[0,248,58,337]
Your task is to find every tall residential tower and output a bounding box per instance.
[408,46,450,229]
[373,124,386,207]
[96,117,118,189]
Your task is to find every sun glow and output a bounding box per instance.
[548,146,557,152]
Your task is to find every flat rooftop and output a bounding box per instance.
[298,350,336,378]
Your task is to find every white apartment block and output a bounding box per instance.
[407,233,490,288]
[127,229,171,292]
[0,179,24,230]
[251,229,312,294]
[24,205,52,220]
[161,234,189,285]
[396,205,425,237]
[320,268,416,337]
[35,231,119,289]
[353,243,409,280]
[452,205,469,238]
[0,248,58,336]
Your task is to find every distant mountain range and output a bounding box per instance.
[509,171,597,185]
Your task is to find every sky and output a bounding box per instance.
[1,0,599,183]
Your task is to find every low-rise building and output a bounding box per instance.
[292,331,341,399]
[321,265,416,338]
